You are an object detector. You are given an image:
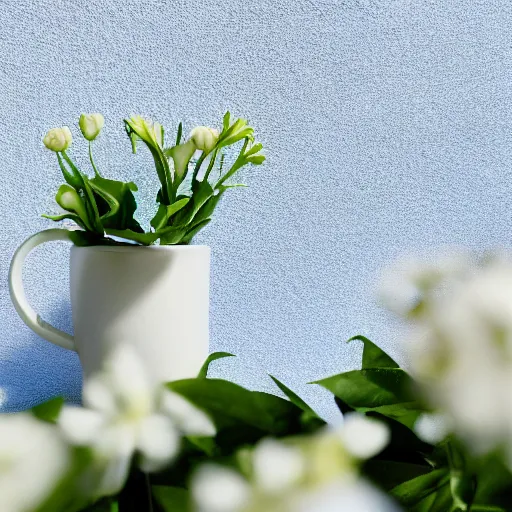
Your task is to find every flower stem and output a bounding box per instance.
[89,141,101,177]
[191,152,207,183]
[118,469,154,512]
[145,473,154,512]
[203,148,219,182]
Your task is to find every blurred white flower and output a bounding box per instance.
[295,478,399,512]
[338,413,390,459]
[59,346,215,495]
[381,253,512,465]
[43,126,72,152]
[252,438,305,493]
[414,412,452,444]
[79,113,105,141]
[193,465,250,512]
[192,423,392,512]
[0,413,69,512]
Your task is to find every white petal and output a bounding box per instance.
[161,391,216,436]
[296,478,399,512]
[253,438,305,493]
[0,414,69,512]
[137,414,180,472]
[414,413,451,444]
[97,455,132,496]
[105,346,155,415]
[96,423,137,459]
[58,407,105,445]
[82,375,117,414]
[339,414,390,459]
[192,465,250,512]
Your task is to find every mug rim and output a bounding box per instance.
[71,244,210,253]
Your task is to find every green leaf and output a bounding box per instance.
[347,335,400,369]
[185,436,217,456]
[246,154,265,164]
[152,486,190,512]
[180,219,211,244]
[81,498,119,512]
[104,228,159,245]
[313,368,423,428]
[176,122,183,145]
[270,375,324,431]
[81,176,103,234]
[167,197,191,218]
[167,379,303,436]
[150,204,168,231]
[57,152,83,190]
[42,213,87,231]
[88,175,142,232]
[191,191,224,225]
[174,179,215,227]
[124,117,173,205]
[198,352,236,378]
[223,111,231,131]
[153,197,192,231]
[391,469,452,510]
[36,447,94,512]
[363,460,434,491]
[157,226,188,245]
[31,396,64,423]
[269,375,316,415]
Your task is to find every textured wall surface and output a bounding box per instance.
[1,0,512,420]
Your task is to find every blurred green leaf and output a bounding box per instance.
[391,469,452,511]
[36,447,94,512]
[31,396,64,423]
[152,486,190,512]
[348,335,400,369]
[363,460,434,491]
[198,352,236,378]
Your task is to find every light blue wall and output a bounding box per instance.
[1,0,511,420]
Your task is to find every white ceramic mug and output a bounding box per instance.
[9,229,210,383]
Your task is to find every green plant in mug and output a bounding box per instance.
[42,112,265,246]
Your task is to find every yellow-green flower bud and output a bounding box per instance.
[79,113,105,141]
[55,184,91,229]
[43,127,72,152]
[189,126,219,153]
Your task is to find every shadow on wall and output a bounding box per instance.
[0,301,82,412]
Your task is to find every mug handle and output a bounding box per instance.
[9,229,76,351]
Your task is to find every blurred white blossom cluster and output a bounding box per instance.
[0,346,215,511]
[379,251,512,465]
[192,414,395,512]
[0,355,397,512]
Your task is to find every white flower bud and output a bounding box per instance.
[79,113,105,141]
[189,126,219,153]
[43,127,72,152]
